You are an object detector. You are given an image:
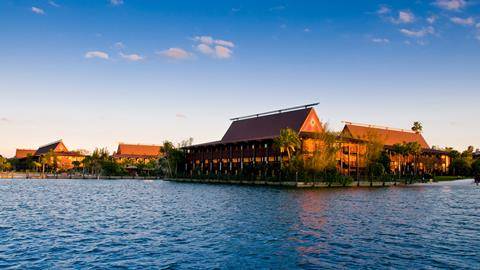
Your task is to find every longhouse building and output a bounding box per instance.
[184,104,451,179]
[184,104,325,176]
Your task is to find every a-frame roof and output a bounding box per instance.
[220,108,322,144]
[35,140,68,156]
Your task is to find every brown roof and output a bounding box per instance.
[342,124,429,149]
[35,140,68,156]
[220,108,322,143]
[114,144,162,158]
[15,149,36,159]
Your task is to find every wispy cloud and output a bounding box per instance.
[49,1,60,7]
[304,28,311,33]
[434,0,467,11]
[377,5,391,15]
[427,15,438,24]
[194,36,235,59]
[31,7,45,15]
[158,48,192,60]
[0,117,10,123]
[193,36,234,48]
[400,26,435,37]
[214,46,233,59]
[372,38,390,44]
[119,52,144,61]
[450,17,475,26]
[176,113,187,119]
[392,10,415,24]
[110,0,124,6]
[85,51,109,60]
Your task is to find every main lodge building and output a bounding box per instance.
[184,104,450,179]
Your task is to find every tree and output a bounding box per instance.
[160,141,185,178]
[0,156,12,172]
[412,121,423,133]
[450,158,470,176]
[273,128,301,164]
[392,143,408,177]
[405,142,422,177]
[308,124,339,171]
[471,159,480,178]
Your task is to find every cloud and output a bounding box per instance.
[434,0,467,11]
[372,38,390,44]
[377,5,391,15]
[84,51,109,60]
[31,7,45,15]
[392,10,415,24]
[214,46,233,59]
[197,43,214,55]
[477,23,480,29]
[110,0,123,6]
[176,113,187,119]
[194,36,235,59]
[400,26,435,37]
[450,17,475,26]
[49,1,60,7]
[194,36,234,47]
[158,48,192,60]
[427,15,438,24]
[119,52,144,61]
[304,28,311,33]
[0,117,9,123]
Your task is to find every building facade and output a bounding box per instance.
[184,105,450,179]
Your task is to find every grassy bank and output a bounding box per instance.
[434,176,468,182]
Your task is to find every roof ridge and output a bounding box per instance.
[37,139,63,149]
[344,122,417,134]
[230,103,318,121]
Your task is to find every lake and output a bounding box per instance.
[0,179,479,269]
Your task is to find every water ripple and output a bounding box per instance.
[0,179,479,269]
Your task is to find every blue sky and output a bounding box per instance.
[1,0,479,157]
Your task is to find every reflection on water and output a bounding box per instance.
[0,179,479,269]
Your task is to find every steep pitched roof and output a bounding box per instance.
[35,140,68,156]
[15,149,36,159]
[342,124,429,149]
[220,108,322,143]
[114,144,162,158]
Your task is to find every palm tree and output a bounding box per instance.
[274,128,301,160]
[392,143,407,178]
[406,142,422,177]
[273,128,301,167]
[412,121,423,133]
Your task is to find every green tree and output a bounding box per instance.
[405,142,422,177]
[470,159,480,177]
[160,141,186,178]
[307,125,339,173]
[411,121,423,133]
[274,128,301,161]
[392,143,408,178]
[450,158,471,176]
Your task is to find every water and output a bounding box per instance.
[0,179,479,269]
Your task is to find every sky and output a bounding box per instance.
[1,0,479,157]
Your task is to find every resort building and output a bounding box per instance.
[184,104,325,176]
[113,143,163,164]
[340,123,450,175]
[14,140,85,171]
[184,104,450,179]
[14,149,36,159]
[33,140,85,170]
